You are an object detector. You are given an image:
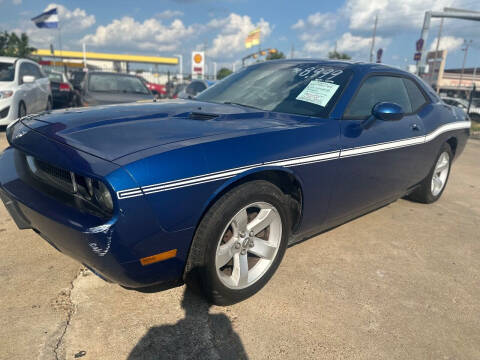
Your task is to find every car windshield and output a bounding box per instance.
[88,73,150,94]
[196,61,352,117]
[0,62,15,82]
[48,73,63,83]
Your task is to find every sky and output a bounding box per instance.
[1,0,480,74]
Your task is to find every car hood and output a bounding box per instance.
[20,100,292,162]
[0,82,15,91]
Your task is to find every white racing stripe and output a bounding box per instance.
[116,120,470,199]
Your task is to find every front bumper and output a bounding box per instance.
[0,97,15,125]
[0,142,193,289]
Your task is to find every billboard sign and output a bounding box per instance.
[191,51,204,79]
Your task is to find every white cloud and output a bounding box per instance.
[156,10,184,19]
[206,14,271,58]
[291,12,336,32]
[342,0,479,34]
[300,32,390,60]
[429,36,464,52]
[44,3,96,31]
[12,0,22,5]
[291,19,304,30]
[81,17,197,51]
[302,41,331,56]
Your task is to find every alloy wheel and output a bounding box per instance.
[431,151,450,196]
[215,202,282,290]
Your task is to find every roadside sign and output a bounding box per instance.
[414,52,421,61]
[191,51,204,79]
[416,39,424,52]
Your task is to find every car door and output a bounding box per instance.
[327,74,428,222]
[17,62,37,114]
[31,63,50,110]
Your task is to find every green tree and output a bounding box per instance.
[217,67,233,80]
[328,51,351,60]
[0,31,36,58]
[266,50,285,60]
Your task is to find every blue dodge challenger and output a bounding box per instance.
[0,60,470,304]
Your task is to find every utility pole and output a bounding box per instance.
[290,44,295,59]
[369,14,378,63]
[175,54,183,84]
[432,17,444,92]
[459,40,472,88]
[213,62,217,80]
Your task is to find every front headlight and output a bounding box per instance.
[0,90,14,99]
[93,180,113,213]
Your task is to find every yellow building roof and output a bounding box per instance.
[33,49,178,65]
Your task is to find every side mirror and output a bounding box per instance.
[372,102,404,121]
[22,75,35,84]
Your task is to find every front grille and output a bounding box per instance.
[34,158,72,183]
[26,155,74,194]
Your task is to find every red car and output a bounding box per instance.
[139,77,166,97]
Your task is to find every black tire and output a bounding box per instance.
[18,101,26,118]
[185,180,291,305]
[408,142,453,204]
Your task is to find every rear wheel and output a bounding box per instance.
[185,180,290,305]
[408,143,452,203]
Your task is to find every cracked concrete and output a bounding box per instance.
[1,135,480,359]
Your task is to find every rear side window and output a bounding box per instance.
[403,78,428,112]
[344,75,412,119]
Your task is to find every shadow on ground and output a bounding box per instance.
[127,286,248,360]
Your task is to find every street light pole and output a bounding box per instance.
[459,40,472,88]
[175,54,183,84]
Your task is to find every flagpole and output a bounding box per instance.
[57,15,64,73]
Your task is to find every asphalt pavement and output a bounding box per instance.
[1,134,479,360]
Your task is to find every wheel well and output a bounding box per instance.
[446,137,458,157]
[200,170,303,233]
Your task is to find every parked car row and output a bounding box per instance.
[0,57,52,126]
[441,96,480,121]
[1,55,216,127]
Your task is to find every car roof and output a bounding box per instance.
[264,59,410,75]
[0,56,19,64]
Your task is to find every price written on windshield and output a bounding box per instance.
[293,66,344,82]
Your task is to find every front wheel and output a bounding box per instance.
[408,143,452,203]
[185,180,291,305]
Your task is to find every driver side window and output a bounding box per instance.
[344,75,412,119]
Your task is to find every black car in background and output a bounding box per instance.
[80,71,154,106]
[47,71,75,108]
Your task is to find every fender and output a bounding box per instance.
[196,165,306,231]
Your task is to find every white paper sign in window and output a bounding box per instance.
[296,80,340,107]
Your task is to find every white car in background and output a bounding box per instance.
[0,57,52,126]
[441,96,480,121]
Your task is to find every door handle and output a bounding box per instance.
[411,123,420,131]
